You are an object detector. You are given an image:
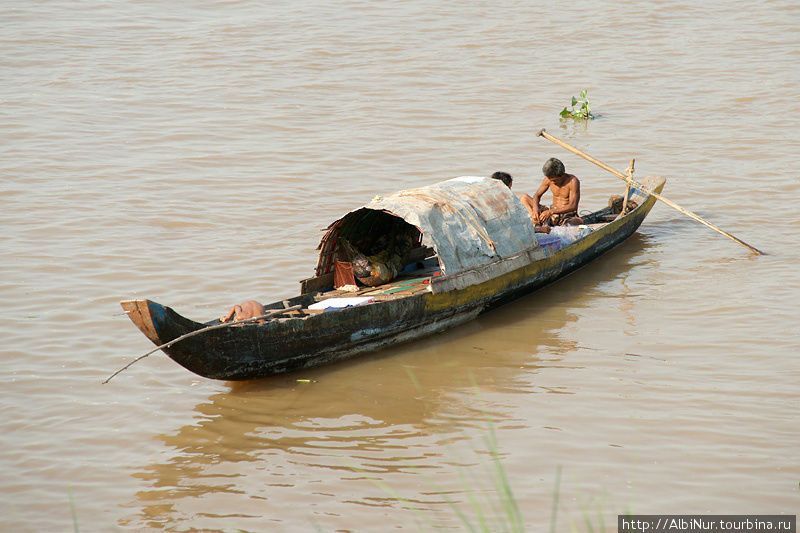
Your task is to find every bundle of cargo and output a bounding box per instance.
[340,231,415,286]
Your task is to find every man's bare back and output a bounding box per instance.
[220,300,266,323]
[521,158,582,226]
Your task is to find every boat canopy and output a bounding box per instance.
[315,176,539,277]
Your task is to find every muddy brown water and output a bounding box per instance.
[2,1,798,530]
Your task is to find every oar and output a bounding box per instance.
[537,129,765,256]
[103,304,303,384]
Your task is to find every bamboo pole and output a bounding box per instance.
[103,304,303,383]
[615,158,634,221]
[536,129,765,255]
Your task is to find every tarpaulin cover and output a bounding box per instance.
[316,176,539,277]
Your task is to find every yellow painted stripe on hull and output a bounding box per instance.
[423,188,660,313]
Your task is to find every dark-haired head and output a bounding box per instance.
[542,158,565,178]
[490,171,513,188]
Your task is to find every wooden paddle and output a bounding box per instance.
[537,129,765,255]
[103,304,303,384]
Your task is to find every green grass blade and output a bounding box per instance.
[68,486,79,533]
[549,466,562,533]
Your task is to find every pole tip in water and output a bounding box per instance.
[536,128,546,137]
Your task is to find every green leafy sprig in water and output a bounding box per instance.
[560,89,595,120]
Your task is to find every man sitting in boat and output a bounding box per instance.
[521,158,583,226]
[491,170,551,233]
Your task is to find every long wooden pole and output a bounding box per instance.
[537,129,765,256]
[103,304,303,384]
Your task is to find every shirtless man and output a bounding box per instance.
[220,300,266,323]
[490,171,551,233]
[521,158,583,226]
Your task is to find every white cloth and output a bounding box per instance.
[308,297,375,311]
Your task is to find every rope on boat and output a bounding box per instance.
[103,304,303,384]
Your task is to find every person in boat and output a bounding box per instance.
[491,171,551,233]
[520,158,583,226]
[490,171,513,188]
[220,300,266,323]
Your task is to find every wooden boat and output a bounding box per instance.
[121,174,665,380]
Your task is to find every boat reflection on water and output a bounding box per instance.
[120,235,652,531]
